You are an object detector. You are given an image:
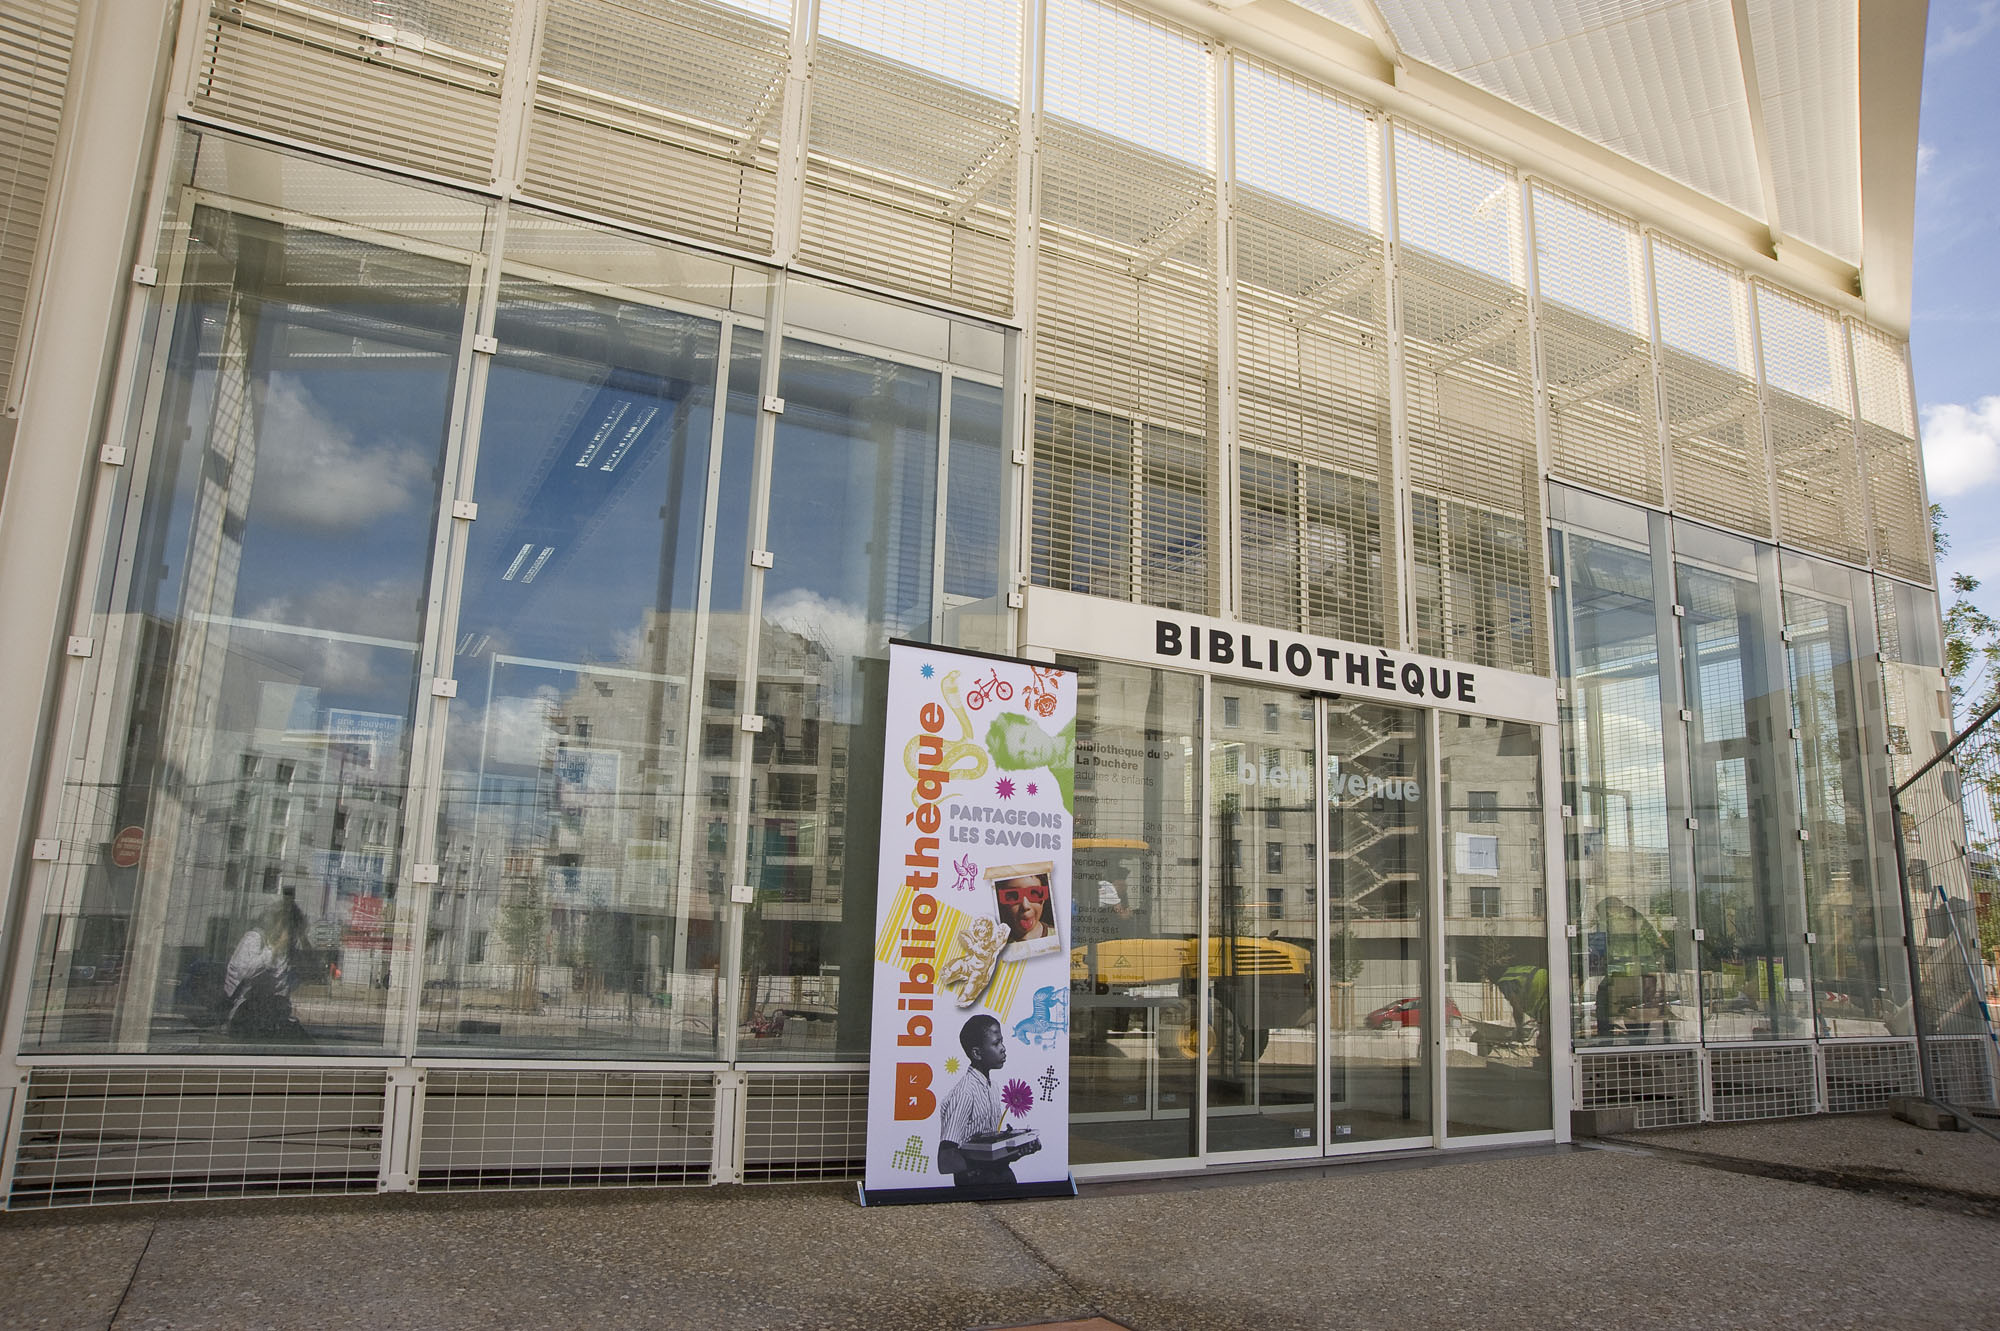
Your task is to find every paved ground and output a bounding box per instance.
[1,1113,1996,1330]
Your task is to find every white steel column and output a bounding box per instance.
[1380,117,1413,652]
[0,0,177,1018]
[1213,47,1238,620]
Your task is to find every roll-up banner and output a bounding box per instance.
[860,643,1077,1204]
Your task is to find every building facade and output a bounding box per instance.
[0,0,1974,1203]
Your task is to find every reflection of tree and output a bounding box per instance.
[496,877,549,1012]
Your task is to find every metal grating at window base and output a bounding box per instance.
[416,1069,715,1191]
[742,1070,868,1182]
[1821,1041,1920,1114]
[1924,1037,2000,1110]
[524,0,788,255]
[193,0,508,186]
[1577,1048,1701,1129]
[1709,1044,1818,1122]
[9,1067,385,1208]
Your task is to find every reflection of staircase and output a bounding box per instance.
[1326,703,1422,920]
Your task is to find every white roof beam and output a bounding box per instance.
[1857,0,1926,333]
[1729,0,1787,257]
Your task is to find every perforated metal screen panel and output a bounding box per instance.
[1655,240,1770,543]
[526,0,788,254]
[0,0,80,413]
[798,6,1018,314]
[194,0,508,185]
[417,1069,715,1190]
[10,1068,385,1207]
[1030,0,1216,614]
[1850,325,1928,584]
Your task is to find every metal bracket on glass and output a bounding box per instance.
[30,839,58,862]
[1679,708,1692,721]
[1686,817,1699,830]
[432,678,458,698]
[1797,828,1810,841]
[1805,932,1817,944]
[65,636,93,658]
[1547,573,1561,588]
[451,500,478,521]
[1693,928,1705,942]
[1555,686,1567,702]
[100,444,126,466]
[1012,447,1027,465]
[1672,604,1686,617]
[739,714,764,733]
[1565,924,1579,937]
[1560,804,1573,818]
[1780,628,1794,642]
[1007,591,1024,608]
[411,864,440,884]
[132,264,158,287]
[729,884,755,905]
[750,550,774,569]
[762,395,786,415]
[1789,726,1801,739]
[472,334,498,355]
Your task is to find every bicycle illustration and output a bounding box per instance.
[964,667,1014,710]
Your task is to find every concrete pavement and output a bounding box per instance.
[1,1113,1996,1330]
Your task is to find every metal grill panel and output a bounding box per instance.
[416,1069,715,1190]
[193,0,507,185]
[1576,1048,1701,1129]
[1660,348,1771,538]
[1767,389,1865,562]
[10,1068,384,1207]
[1850,326,1928,583]
[1709,1044,1818,1122]
[797,31,1017,314]
[1399,247,1541,673]
[1850,322,1916,437]
[1925,1037,2000,1110]
[1757,284,1851,415]
[742,1070,867,1182]
[524,0,788,254]
[1820,1041,1919,1114]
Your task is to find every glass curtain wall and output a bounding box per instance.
[28,200,473,1053]
[1440,714,1551,1135]
[25,136,1010,1062]
[1549,487,1697,1045]
[1064,657,1202,1167]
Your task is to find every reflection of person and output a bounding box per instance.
[224,897,310,1040]
[937,1015,1035,1188]
[996,873,1054,944]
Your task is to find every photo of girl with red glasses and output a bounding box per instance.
[984,861,1062,960]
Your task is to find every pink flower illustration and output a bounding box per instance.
[1001,1078,1034,1120]
[995,777,1016,800]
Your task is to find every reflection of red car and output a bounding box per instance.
[1364,997,1463,1030]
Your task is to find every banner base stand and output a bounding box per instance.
[856,1175,1078,1207]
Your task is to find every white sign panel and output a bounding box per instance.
[863,643,1077,1202]
[1021,588,1558,726]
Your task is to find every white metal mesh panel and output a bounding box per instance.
[10,1068,385,1207]
[1233,60,1391,644]
[524,0,788,254]
[1396,131,1540,672]
[1044,0,1212,169]
[416,1069,714,1190]
[1820,1040,1919,1114]
[1767,391,1864,562]
[1030,1,1216,613]
[1850,326,1929,584]
[1756,285,1851,415]
[1652,237,1753,376]
[1709,1044,1818,1121]
[1925,1036,2000,1109]
[0,0,79,412]
[741,1070,867,1182]
[193,0,508,185]
[797,22,1017,314]
[1654,240,1770,536]
[1535,189,1660,505]
[1576,1048,1701,1129]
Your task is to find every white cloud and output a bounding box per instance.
[1917,142,1938,177]
[252,379,432,532]
[1922,396,2000,497]
[1928,0,2000,59]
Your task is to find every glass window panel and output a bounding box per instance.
[1326,701,1431,1143]
[735,335,940,1059]
[1441,714,1551,1135]
[942,377,1007,653]
[1065,657,1202,1165]
[1780,553,1907,1036]
[1208,685,1318,1153]
[426,274,727,1058]
[1676,522,1811,1040]
[29,208,466,1052]
[1550,504,1698,1047]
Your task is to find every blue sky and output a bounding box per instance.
[1914,0,2000,593]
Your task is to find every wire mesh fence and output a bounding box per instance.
[1892,699,2000,1113]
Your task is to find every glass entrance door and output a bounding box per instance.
[1324,701,1433,1146]
[1205,685,1320,1154]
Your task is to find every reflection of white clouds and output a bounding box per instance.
[247,578,424,694]
[254,379,431,532]
[765,589,873,664]
[1922,396,2000,497]
[1928,1,2000,60]
[483,689,560,767]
